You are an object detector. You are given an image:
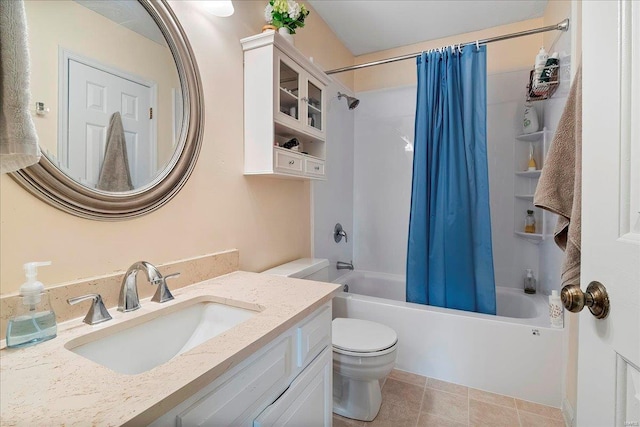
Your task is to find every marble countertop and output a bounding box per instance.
[0,271,341,426]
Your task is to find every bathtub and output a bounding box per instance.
[332,270,564,407]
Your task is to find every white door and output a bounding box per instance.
[66,59,155,188]
[579,1,640,426]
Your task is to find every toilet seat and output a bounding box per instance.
[332,342,397,357]
[332,318,398,357]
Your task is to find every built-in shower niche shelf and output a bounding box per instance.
[514,231,545,243]
[515,194,535,201]
[513,127,553,245]
[515,170,542,178]
[515,130,547,142]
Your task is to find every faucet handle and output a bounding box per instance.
[334,223,348,243]
[151,272,179,303]
[67,294,112,325]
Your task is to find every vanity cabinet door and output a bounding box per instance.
[253,347,332,427]
[296,305,331,368]
[177,337,293,427]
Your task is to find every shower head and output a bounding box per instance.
[337,92,360,110]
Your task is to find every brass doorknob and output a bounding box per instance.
[560,281,610,319]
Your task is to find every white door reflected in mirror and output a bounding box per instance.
[24,0,182,191]
[66,57,156,188]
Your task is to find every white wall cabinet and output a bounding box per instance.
[242,31,330,180]
[149,303,332,427]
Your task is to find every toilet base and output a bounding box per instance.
[332,372,382,421]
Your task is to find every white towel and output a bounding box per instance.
[0,0,40,174]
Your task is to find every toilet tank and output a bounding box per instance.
[262,258,330,282]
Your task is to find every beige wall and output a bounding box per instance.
[24,0,180,173]
[543,0,572,52]
[354,18,544,92]
[0,1,354,295]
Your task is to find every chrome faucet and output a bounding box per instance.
[336,260,354,271]
[118,261,178,312]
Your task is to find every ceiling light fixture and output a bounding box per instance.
[203,0,234,17]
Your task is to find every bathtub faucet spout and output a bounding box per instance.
[337,260,354,271]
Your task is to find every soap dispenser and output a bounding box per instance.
[6,261,57,348]
[523,269,537,294]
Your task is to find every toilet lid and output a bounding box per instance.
[332,318,398,353]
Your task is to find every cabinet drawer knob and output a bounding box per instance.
[289,160,295,165]
[314,166,320,170]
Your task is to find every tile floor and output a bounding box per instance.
[333,369,565,427]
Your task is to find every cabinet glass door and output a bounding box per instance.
[279,59,300,122]
[306,80,322,132]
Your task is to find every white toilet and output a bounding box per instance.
[263,258,399,421]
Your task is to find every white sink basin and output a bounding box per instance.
[65,299,257,375]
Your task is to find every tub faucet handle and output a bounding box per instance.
[334,223,348,243]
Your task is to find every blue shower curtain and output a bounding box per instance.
[406,46,496,315]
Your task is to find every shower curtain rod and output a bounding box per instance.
[325,18,570,75]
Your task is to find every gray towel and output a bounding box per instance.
[534,65,582,286]
[0,0,41,174]
[96,112,133,191]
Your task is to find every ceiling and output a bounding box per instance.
[307,0,548,56]
[74,0,167,46]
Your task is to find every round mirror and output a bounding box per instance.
[10,0,203,220]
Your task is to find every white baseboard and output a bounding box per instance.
[561,397,576,427]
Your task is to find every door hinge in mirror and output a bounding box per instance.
[149,108,153,119]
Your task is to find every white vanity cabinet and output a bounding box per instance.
[150,303,333,427]
[241,31,330,180]
[253,348,332,427]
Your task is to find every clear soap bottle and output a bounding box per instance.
[524,269,537,294]
[6,262,57,348]
[524,210,536,233]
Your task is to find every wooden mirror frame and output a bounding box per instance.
[10,0,204,221]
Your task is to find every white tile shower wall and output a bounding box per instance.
[487,69,541,290]
[312,81,355,282]
[353,86,415,276]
